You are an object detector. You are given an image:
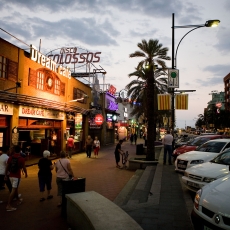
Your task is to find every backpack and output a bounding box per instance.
[10,156,20,173]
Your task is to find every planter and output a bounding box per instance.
[129,145,163,170]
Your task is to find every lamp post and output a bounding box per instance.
[171,13,220,135]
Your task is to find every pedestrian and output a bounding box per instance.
[85,135,93,158]
[162,130,173,165]
[38,150,54,202]
[93,136,100,158]
[55,151,74,207]
[0,146,12,204]
[67,135,75,158]
[114,140,124,168]
[133,133,137,145]
[5,145,28,211]
[130,133,134,144]
[0,146,10,191]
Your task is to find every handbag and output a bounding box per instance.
[59,160,73,179]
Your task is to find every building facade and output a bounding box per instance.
[0,38,92,156]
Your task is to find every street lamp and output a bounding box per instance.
[171,13,220,135]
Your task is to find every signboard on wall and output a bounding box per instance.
[0,103,13,115]
[18,106,65,120]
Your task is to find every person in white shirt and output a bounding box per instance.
[93,136,100,158]
[0,146,10,191]
[162,130,173,165]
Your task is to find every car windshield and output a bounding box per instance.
[210,149,230,165]
[187,137,210,146]
[197,141,226,153]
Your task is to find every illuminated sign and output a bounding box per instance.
[19,106,64,120]
[0,103,13,115]
[95,114,104,125]
[107,113,117,122]
[108,101,118,110]
[119,89,128,99]
[30,45,71,79]
[108,85,116,95]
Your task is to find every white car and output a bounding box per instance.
[175,139,230,173]
[182,148,230,192]
[191,174,230,230]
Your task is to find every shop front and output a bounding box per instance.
[66,112,84,152]
[17,105,65,157]
[0,103,13,149]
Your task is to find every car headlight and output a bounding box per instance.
[203,177,216,183]
[194,189,202,210]
[190,160,204,164]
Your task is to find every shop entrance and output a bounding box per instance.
[18,128,61,157]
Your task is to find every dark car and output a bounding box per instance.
[174,135,196,149]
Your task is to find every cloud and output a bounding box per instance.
[0,0,200,21]
[203,64,230,76]
[214,27,230,54]
[0,14,119,48]
[193,64,230,86]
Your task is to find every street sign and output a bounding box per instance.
[168,69,179,88]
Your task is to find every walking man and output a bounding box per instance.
[162,130,173,165]
[5,145,28,211]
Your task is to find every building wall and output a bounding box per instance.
[0,38,92,153]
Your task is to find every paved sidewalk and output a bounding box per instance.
[0,138,194,230]
[119,148,195,230]
[0,139,138,230]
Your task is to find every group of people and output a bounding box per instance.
[0,145,27,211]
[129,133,137,145]
[67,134,101,159]
[0,144,76,211]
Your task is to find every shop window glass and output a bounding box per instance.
[0,56,8,79]
[37,71,44,90]
[73,88,87,104]
[54,79,60,95]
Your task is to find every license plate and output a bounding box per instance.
[187,181,200,188]
[204,225,213,230]
[178,164,186,169]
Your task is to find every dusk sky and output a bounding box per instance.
[0,0,229,129]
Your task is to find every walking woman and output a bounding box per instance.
[55,151,74,207]
[93,136,100,158]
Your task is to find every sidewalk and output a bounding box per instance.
[0,138,194,230]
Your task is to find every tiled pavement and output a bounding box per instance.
[0,138,195,230]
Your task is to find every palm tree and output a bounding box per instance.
[129,39,170,160]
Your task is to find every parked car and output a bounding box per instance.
[174,135,196,149]
[181,147,230,192]
[191,174,230,230]
[172,134,224,159]
[175,139,230,173]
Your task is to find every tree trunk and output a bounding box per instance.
[146,66,156,161]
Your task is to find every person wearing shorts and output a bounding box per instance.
[5,145,27,211]
[38,150,54,202]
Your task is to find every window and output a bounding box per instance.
[73,88,87,104]
[0,56,8,79]
[37,71,44,90]
[54,79,60,95]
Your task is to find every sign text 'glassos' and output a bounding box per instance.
[47,47,101,65]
